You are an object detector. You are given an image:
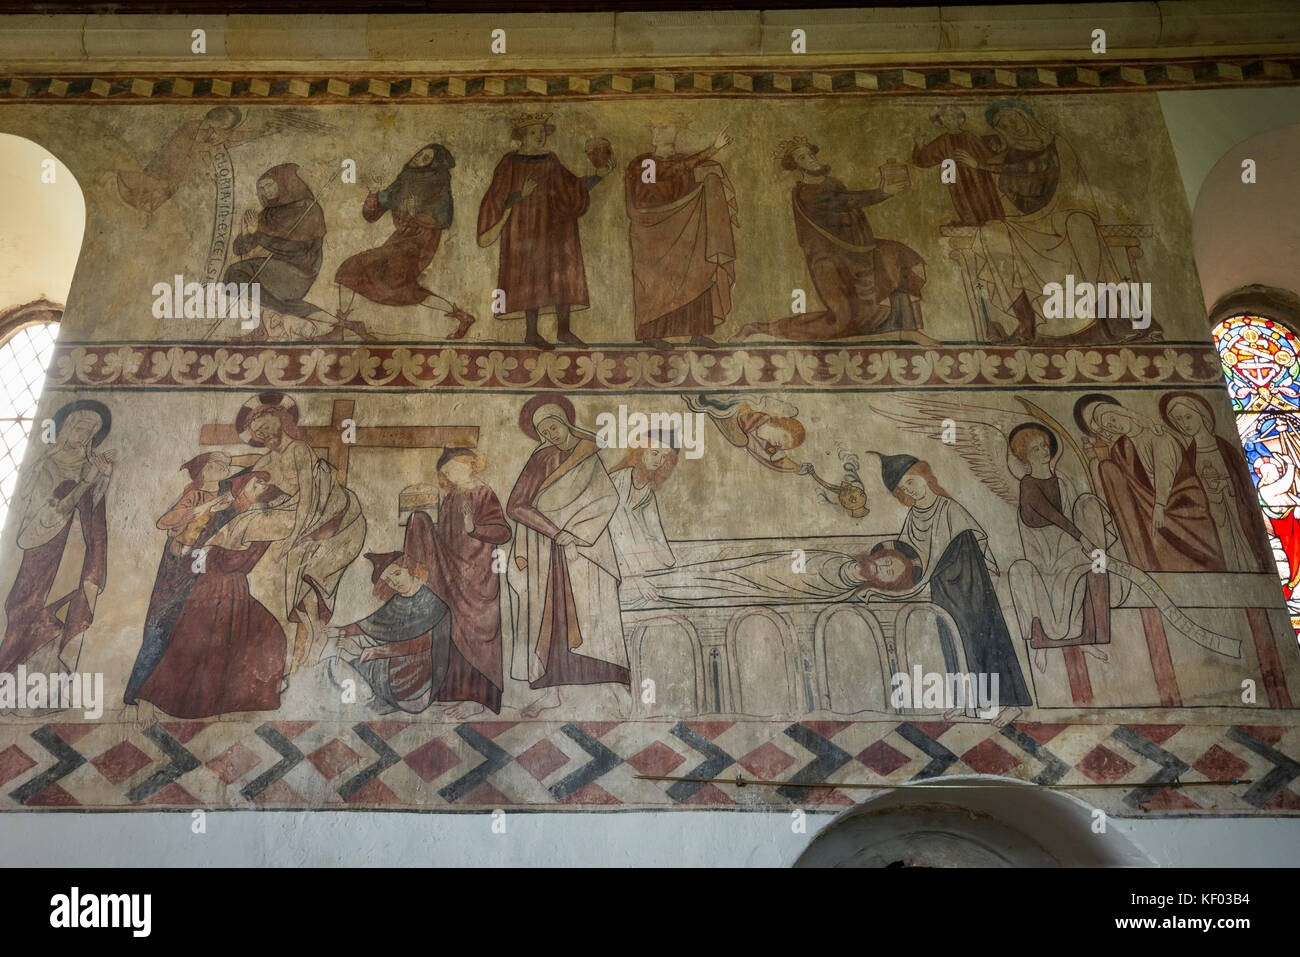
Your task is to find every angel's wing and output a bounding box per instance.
[254,109,337,137]
[684,392,798,419]
[869,395,1039,510]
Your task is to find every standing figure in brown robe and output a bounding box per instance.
[334,143,475,340]
[404,448,512,718]
[477,112,617,351]
[504,396,628,719]
[1075,394,1222,572]
[131,471,287,719]
[911,106,1006,226]
[737,137,930,344]
[625,122,738,350]
[0,401,113,679]
[1159,391,1275,573]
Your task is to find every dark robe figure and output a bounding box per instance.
[130,471,288,718]
[883,452,1033,710]
[739,141,926,343]
[624,132,737,345]
[403,449,512,714]
[124,452,233,705]
[911,123,1005,226]
[333,143,473,338]
[336,552,452,715]
[477,114,611,349]
[1075,395,1223,573]
[224,163,326,319]
[0,402,112,677]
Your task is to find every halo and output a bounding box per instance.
[1008,421,1059,458]
[236,391,299,446]
[518,393,575,442]
[866,538,924,586]
[1158,391,1217,431]
[1072,393,1120,437]
[53,399,111,448]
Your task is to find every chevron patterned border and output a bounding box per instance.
[1,57,1299,103]
[1,719,1296,815]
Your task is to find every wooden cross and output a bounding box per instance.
[198,398,478,483]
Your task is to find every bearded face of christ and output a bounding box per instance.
[250,411,284,449]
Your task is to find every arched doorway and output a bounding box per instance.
[794,776,1152,867]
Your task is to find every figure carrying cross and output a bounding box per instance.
[200,391,478,679]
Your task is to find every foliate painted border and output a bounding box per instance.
[1,57,1299,103]
[47,342,1223,392]
[0,718,1296,816]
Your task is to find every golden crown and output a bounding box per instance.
[510,111,553,130]
[773,134,812,164]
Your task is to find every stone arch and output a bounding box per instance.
[629,614,705,718]
[812,604,891,715]
[794,775,1153,868]
[1193,124,1300,321]
[0,132,85,310]
[725,607,798,717]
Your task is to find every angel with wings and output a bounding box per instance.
[872,395,1244,678]
[684,393,807,473]
[116,107,335,221]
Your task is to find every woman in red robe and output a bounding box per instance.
[132,471,287,718]
[404,448,512,717]
[1074,394,1221,571]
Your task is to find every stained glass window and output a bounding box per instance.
[0,319,60,531]
[1214,314,1300,631]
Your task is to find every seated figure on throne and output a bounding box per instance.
[950,101,1157,344]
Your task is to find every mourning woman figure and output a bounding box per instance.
[130,471,288,719]
[0,401,113,678]
[883,452,1033,722]
[334,143,475,339]
[124,451,234,707]
[1159,391,1273,573]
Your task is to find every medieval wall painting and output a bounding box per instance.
[1,79,1298,815]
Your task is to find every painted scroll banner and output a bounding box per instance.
[201,144,234,284]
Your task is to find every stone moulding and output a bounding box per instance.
[2,56,1300,102]
[46,343,1225,392]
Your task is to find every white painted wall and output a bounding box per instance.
[1,807,1297,867]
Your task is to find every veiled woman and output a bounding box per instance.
[131,471,288,718]
[504,394,627,718]
[124,451,234,707]
[881,451,1034,722]
[1159,391,1274,573]
[334,142,475,339]
[0,401,114,678]
[1074,394,1221,572]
